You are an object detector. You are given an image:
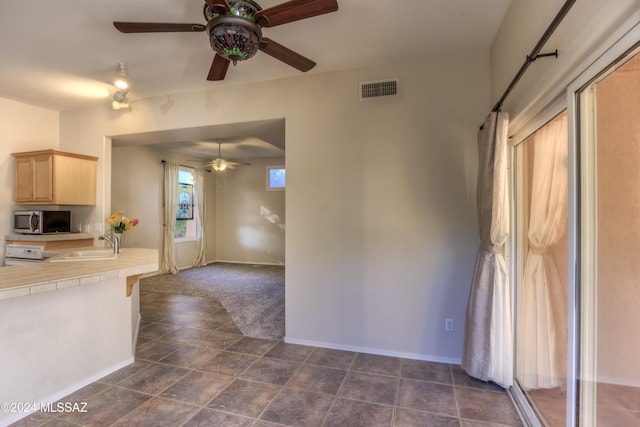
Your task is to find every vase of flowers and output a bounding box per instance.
[106,210,139,252]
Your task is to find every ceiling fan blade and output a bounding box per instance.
[204,0,231,14]
[255,0,338,27]
[207,54,230,81]
[229,160,252,166]
[259,38,316,72]
[113,22,206,33]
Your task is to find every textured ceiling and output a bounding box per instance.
[0,0,510,158]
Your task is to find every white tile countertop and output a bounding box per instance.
[5,232,95,241]
[0,248,158,300]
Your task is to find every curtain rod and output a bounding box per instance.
[491,0,576,113]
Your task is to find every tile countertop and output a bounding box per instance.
[5,232,95,241]
[0,248,158,301]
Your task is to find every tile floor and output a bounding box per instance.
[527,382,640,426]
[12,291,522,427]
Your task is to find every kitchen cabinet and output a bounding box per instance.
[12,150,98,205]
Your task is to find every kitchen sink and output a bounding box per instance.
[50,248,118,262]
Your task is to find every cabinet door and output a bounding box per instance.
[14,158,35,203]
[32,154,54,203]
[52,154,96,205]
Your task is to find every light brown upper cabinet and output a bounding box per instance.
[12,150,98,205]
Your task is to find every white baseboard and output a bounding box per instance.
[0,357,135,427]
[283,336,462,365]
[207,259,285,267]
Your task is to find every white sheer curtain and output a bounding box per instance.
[161,161,179,274]
[193,168,206,266]
[462,111,513,388]
[519,113,568,390]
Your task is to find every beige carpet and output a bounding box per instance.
[140,262,284,339]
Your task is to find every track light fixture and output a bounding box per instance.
[112,62,131,110]
[112,89,130,110]
[114,62,128,89]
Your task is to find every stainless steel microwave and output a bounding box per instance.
[14,210,71,234]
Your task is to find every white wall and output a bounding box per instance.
[110,145,218,268]
[491,0,640,134]
[0,99,59,260]
[215,157,285,265]
[0,277,133,426]
[59,55,488,362]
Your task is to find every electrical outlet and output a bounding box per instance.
[445,318,454,332]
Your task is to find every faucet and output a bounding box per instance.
[99,234,120,254]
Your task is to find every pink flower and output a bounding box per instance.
[131,218,139,227]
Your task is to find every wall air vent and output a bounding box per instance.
[359,78,399,101]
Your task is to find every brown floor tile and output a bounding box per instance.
[260,387,333,427]
[110,396,199,427]
[287,364,347,395]
[7,412,54,426]
[156,312,201,327]
[159,370,232,405]
[352,352,403,376]
[450,366,504,392]
[397,378,458,417]
[184,316,229,331]
[159,344,220,369]
[305,347,356,369]
[117,363,190,395]
[39,419,82,426]
[226,336,278,356]
[401,359,452,384]
[135,339,183,362]
[217,320,244,335]
[153,326,212,345]
[338,371,398,405]
[182,408,254,427]
[138,322,179,340]
[56,386,151,426]
[188,329,243,350]
[239,357,300,385]
[51,381,111,407]
[206,379,280,417]
[455,387,521,426]
[264,341,315,362]
[323,398,393,427]
[198,350,258,377]
[8,290,525,427]
[98,360,153,384]
[596,382,640,411]
[528,395,566,427]
[595,406,640,426]
[394,408,460,426]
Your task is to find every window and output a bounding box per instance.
[266,166,285,191]
[175,166,199,240]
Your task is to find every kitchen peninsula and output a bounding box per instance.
[0,248,158,427]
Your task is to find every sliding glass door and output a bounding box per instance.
[575,47,640,427]
[513,112,569,427]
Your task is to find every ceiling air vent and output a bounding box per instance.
[359,78,399,101]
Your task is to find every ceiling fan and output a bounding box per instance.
[202,142,251,172]
[113,0,339,81]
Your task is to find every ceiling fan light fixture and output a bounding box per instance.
[114,62,129,90]
[211,159,229,172]
[207,16,262,65]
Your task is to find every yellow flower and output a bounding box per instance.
[106,210,139,233]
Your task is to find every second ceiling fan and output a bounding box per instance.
[113,0,339,81]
